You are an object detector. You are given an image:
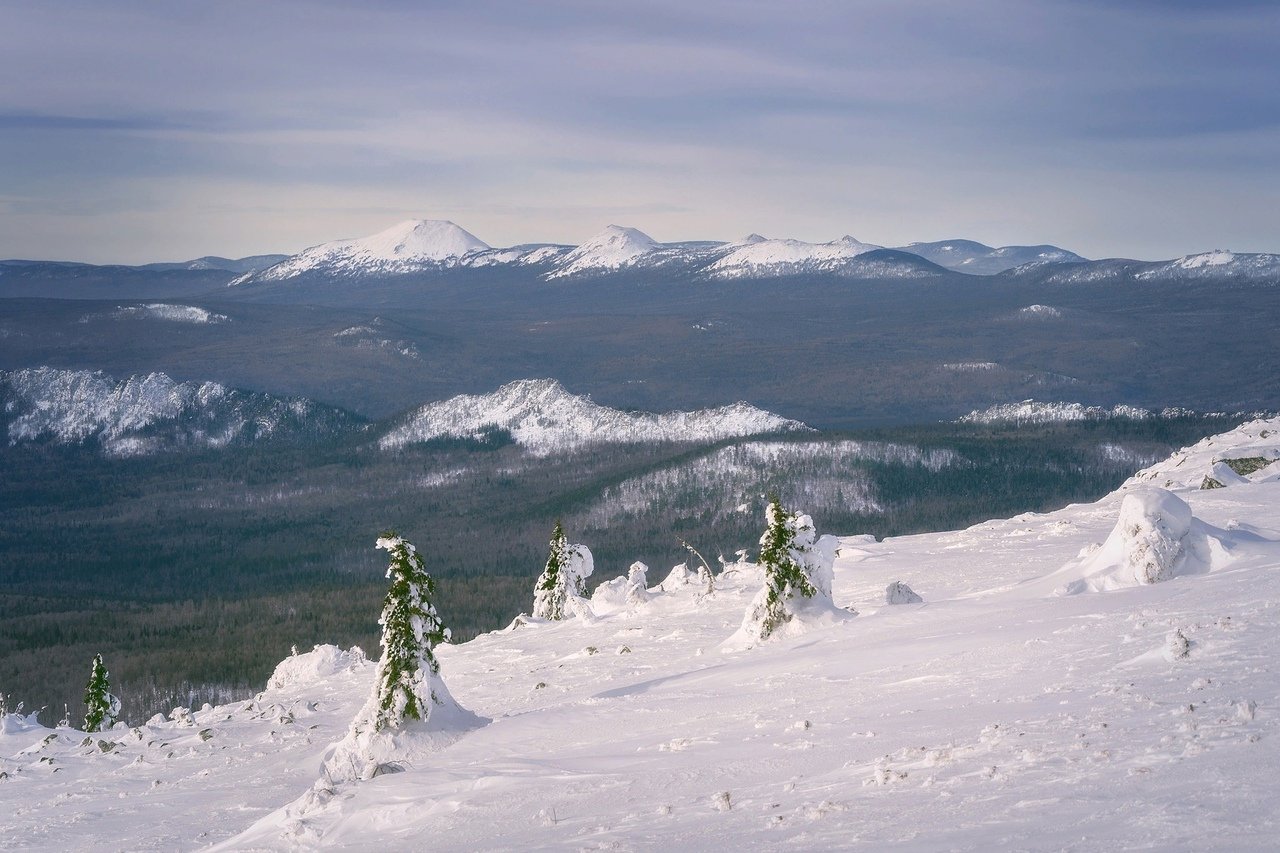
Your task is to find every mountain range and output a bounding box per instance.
[9,219,1278,288]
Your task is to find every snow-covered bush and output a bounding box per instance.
[885,581,923,605]
[82,654,121,733]
[657,562,695,592]
[626,561,651,604]
[532,521,594,620]
[730,498,846,646]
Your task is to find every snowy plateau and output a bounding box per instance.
[379,378,810,455]
[3,418,1279,850]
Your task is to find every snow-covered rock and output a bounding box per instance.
[379,378,808,455]
[264,645,368,694]
[1053,489,1223,594]
[242,220,490,282]
[885,581,923,604]
[1125,417,1280,491]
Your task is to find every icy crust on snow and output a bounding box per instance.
[111,303,229,324]
[1,367,324,456]
[546,225,660,278]
[379,378,809,455]
[248,220,491,281]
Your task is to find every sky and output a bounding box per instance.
[2,0,1278,264]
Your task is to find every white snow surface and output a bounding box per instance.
[5,418,1280,850]
[708,234,881,279]
[379,378,809,455]
[247,220,490,281]
[546,225,660,278]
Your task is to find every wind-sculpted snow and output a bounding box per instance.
[1125,417,1280,491]
[379,378,808,455]
[5,417,1280,850]
[580,439,964,527]
[1,367,342,456]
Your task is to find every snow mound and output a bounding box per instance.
[1054,489,1225,595]
[708,234,881,279]
[547,225,660,278]
[379,378,808,455]
[113,303,229,324]
[264,645,369,695]
[247,220,490,281]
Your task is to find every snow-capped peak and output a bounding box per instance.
[546,225,661,279]
[242,219,490,282]
[351,220,490,262]
[379,378,809,454]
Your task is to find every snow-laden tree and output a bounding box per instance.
[740,497,838,643]
[532,521,593,620]
[82,654,120,733]
[363,533,451,732]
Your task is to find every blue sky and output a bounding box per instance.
[2,0,1277,263]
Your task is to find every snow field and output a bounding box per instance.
[3,419,1278,849]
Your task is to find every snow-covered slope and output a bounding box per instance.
[241,220,491,282]
[5,417,1280,850]
[1134,250,1280,282]
[0,367,351,456]
[380,378,809,454]
[546,225,661,279]
[707,234,882,279]
[898,239,1086,275]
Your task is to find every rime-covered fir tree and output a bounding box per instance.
[82,654,120,733]
[751,497,819,640]
[368,533,451,732]
[532,520,587,620]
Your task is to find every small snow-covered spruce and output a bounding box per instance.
[366,533,451,731]
[749,497,819,641]
[532,520,590,620]
[82,653,121,733]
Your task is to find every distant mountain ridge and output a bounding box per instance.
[0,367,359,456]
[379,378,810,455]
[895,239,1086,275]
